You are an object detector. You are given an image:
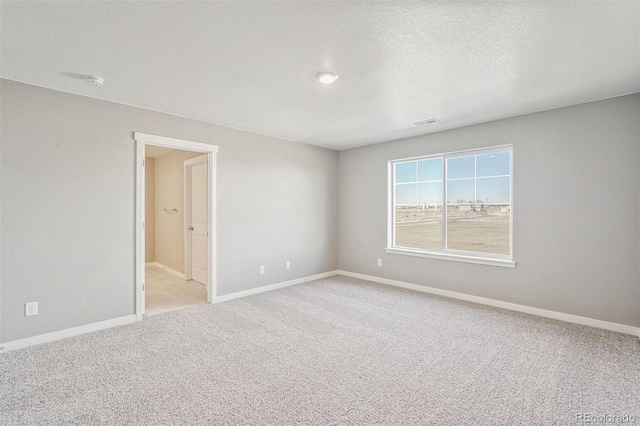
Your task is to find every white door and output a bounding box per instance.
[186,155,208,285]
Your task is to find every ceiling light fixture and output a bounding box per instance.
[86,76,104,86]
[316,71,338,84]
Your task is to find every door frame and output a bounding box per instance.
[184,154,208,282]
[134,132,218,321]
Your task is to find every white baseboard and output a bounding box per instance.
[215,270,340,303]
[336,270,640,337]
[0,315,137,353]
[146,262,186,280]
[0,271,338,353]
[3,270,636,354]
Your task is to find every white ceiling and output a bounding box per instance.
[1,1,638,151]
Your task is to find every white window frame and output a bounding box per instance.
[386,145,515,268]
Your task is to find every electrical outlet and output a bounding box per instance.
[286,261,290,269]
[259,265,265,275]
[25,301,38,317]
[377,259,382,267]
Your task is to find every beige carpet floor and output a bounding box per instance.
[1,275,639,425]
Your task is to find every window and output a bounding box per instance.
[387,145,514,267]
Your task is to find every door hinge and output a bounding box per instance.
[142,221,145,229]
[142,158,145,167]
[142,282,145,291]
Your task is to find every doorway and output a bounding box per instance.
[135,132,218,321]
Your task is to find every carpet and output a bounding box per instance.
[1,275,639,425]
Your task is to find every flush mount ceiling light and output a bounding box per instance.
[86,76,104,86]
[316,71,338,84]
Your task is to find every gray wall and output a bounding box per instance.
[0,79,339,342]
[339,94,640,327]
[1,79,637,344]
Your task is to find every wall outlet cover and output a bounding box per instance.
[25,301,38,317]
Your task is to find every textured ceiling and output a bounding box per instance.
[1,1,638,150]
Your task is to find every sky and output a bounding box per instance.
[395,151,511,204]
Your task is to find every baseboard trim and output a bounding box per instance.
[336,270,640,337]
[0,315,137,353]
[215,270,340,303]
[3,271,636,353]
[146,262,186,280]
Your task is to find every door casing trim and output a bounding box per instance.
[134,132,218,321]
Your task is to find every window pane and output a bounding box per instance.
[395,184,417,205]
[447,156,474,179]
[477,177,510,204]
[395,161,416,183]
[477,152,510,177]
[446,205,511,255]
[418,182,443,204]
[391,147,512,260]
[395,206,443,251]
[447,179,475,203]
[418,158,443,181]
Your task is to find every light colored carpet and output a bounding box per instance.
[1,275,639,425]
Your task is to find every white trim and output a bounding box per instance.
[385,247,516,268]
[146,262,187,280]
[336,271,639,337]
[134,132,219,153]
[134,132,218,319]
[215,271,339,303]
[0,315,137,353]
[207,149,217,304]
[136,141,145,320]
[2,272,636,352]
[388,144,514,164]
[389,145,514,266]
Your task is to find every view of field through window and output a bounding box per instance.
[393,150,511,256]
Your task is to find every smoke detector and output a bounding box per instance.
[86,76,104,86]
[413,118,438,126]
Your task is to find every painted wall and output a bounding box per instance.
[1,78,636,344]
[144,157,155,263]
[153,149,201,273]
[0,80,339,342]
[339,94,640,327]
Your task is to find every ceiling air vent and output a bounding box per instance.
[413,118,438,126]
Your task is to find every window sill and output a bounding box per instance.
[385,247,516,268]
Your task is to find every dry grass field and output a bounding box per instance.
[395,206,510,255]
